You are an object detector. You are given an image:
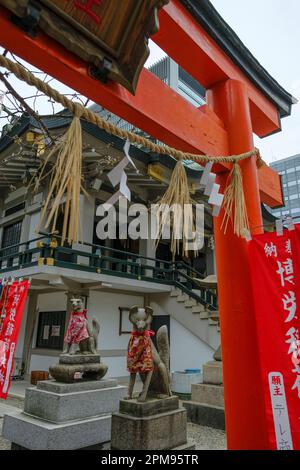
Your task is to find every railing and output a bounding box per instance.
[0,235,217,311]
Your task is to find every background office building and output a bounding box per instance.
[270,154,300,221]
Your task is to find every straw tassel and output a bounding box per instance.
[221,162,250,237]
[155,160,197,259]
[35,110,84,245]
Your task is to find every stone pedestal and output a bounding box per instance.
[182,361,225,430]
[49,354,108,383]
[111,397,194,450]
[2,378,127,449]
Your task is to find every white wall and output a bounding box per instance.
[28,290,214,376]
[88,291,144,350]
[170,317,214,373]
[29,290,145,377]
[28,211,42,249]
[37,292,67,311]
[88,291,144,378]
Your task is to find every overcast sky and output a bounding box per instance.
[148,0,300,164]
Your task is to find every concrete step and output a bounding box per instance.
[185,298,197,308]
[170,288,181,298]
[182,401,225,431]
[177,294,189,302]
[0,403,19,418]
[200,310,209,320]
[208,311,220,322]
[192,383,224,408]
[208,319,218,326]
[192,305,205,314]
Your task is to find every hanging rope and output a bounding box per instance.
[0,54,263,250]
[0,54,261,165]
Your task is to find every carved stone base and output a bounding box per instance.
[111,397,193,450]
[182,360,225,429]
[49,354,108,383]
[2,379,127,450]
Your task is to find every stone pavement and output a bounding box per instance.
[0,400,227,450]
[0,386,227,450]
[0,398,23,450]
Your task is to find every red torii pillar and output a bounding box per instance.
[207,79,269,449]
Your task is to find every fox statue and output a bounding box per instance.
[126,306,172,402]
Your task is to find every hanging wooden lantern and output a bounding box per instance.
[1,0,169,94]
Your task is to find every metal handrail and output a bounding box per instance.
[0,234,218,310]
[38,231,174,268]
[0,235,46,255]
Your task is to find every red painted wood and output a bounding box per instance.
[0,7,229,158]
[210,79,270,450]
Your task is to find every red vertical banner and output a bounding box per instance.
[0,280,30,399]
[249,226,300,450]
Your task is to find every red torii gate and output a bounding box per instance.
[0,0,295,449]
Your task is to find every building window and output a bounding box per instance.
[1,220,22,256]
[36,311,66,350]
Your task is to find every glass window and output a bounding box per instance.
[291,208,300,214]
[36,311,66,350]
[288,181,297,187]
[290,199,300,209]
[286,160,297,170]
[287,173,296,182]
[1,220,22,257]
[273,163,284,172]
[288,186,298,195]
[289,194,299,200]
[178,81,206,107]
[287,168,296,174]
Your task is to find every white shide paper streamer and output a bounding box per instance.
[105,140,138,205]
[200,162,224,217]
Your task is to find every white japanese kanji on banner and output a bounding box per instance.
[249,225,300,450]
[0,280,30,399]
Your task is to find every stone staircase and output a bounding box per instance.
[151,287,220,351]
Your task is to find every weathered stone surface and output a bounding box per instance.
[59,354,101,365]
[3,411,111,450]
[191,383,224,408]
[49,362,108,383]
[111,408,188,450]
[203,361,223,385]
[24,384,127,423]
[213,346,222,362]
[173,442,196,450]
[182,401,225,430]
[37,378,117,394]
[120,396,179,417]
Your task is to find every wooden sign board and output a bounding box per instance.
[1,0,169,93]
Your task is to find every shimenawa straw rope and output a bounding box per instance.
[0,55,260,251]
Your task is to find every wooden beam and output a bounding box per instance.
[0,7,283,207]
[155,0,281,137]
[258,164,284,209]
[0,7,228,158]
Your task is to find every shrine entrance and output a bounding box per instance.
[0,0,295,449]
